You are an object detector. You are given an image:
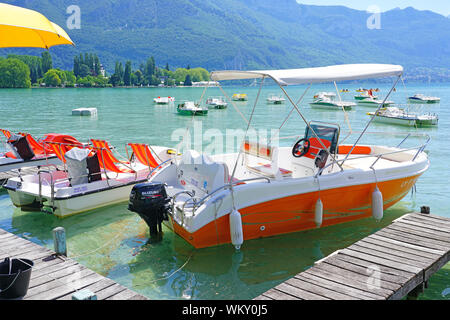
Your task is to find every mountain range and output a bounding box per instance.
[1,0,450,81]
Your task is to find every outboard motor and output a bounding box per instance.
[128,183,171,242]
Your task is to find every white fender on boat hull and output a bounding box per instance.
[315,198,323,228]
[372,186,384,221]
[229,209,243,250]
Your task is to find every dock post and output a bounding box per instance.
[53,227,67,256]
[420,206,430,214]
[407,283,425,300]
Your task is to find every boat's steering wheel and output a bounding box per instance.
[292,138,310,158]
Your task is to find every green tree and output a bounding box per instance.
[41,51,53,73]
[124,60,132,86]
[79,64,90,78]
[144,57,156,84]
[134,69,143,86]
[7,54,43,84]
[184,74,192,86]
[43,69,61,87]
[0,58,31,88]
[94,55,101,76]
[64,71,76,86]
[73,56,80,77]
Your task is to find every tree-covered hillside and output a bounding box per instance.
[1,0,449,80]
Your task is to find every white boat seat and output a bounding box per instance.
[247,163,292,178]
[176,150,229,198]
[241,140,291,179]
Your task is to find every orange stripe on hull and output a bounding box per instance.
[170,174,421,249]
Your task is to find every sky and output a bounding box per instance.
[296,1,450,17]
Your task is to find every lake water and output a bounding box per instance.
[0,82,449,300]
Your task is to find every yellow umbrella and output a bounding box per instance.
[0,3,74,48]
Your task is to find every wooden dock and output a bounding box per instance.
[255,212,450,300]
[0,228,148,300]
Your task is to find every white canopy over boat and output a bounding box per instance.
[211,64,403,86]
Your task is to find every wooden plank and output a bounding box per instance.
[27,272,104,300]
[363,235,443,259]
[418,213,450,223]
[128,294,151,300]
[316,260,401,291]
[388,224,450,246]
[0,233,18,241]
[28,264,90,291]
[328,254,413,282]
[310,263,396,296]
[25,268,96,299]
[0,244,39,258]
[369,233,445,256]
[94,283,129,300]
[301,268,385,300]
[348,243,431,268]
[333,254,422,300]
[392,221,450,242]
[286,276,359,300]
[57,278,118,300]
[253,294,274,301]
[29,256,71,272]
[260,288,300,300]
[8,248,54,262]
[405,214,450,227]
[30,260,79,281]
[0,236,38,248]
[405,214,450,229]
[0,242,44,256]
[274,282,329,300]
[107,288,144,300]
[401,217,450,233]
[339,249,423,275]
[396,220,450,238]
[0,242,47,256]
[376,229,449,252]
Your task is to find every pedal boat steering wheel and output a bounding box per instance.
[292,138,310,158]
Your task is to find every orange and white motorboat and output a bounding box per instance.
[128,64,430,249]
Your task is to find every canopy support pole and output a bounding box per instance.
[277,83,344,173]
[278,83,311,131]
[229,76,266,183]
[334,81,353,144]
[340,75,401,166]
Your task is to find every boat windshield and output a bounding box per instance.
[304,123,340,154]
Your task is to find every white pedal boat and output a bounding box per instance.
[0,131,80,173]
[408,94,440,104]
[4,139,174,217]
[153,96,175,104]
[368,107,439,127]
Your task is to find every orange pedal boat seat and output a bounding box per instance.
[128,143,159,168]
[94,147,135,174]
[90,139,129,164]
[0,129,12,140]
[18,132,49,155]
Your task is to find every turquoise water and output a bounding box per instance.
[0,82,449,300]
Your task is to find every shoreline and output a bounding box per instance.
[1,81,449,90]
